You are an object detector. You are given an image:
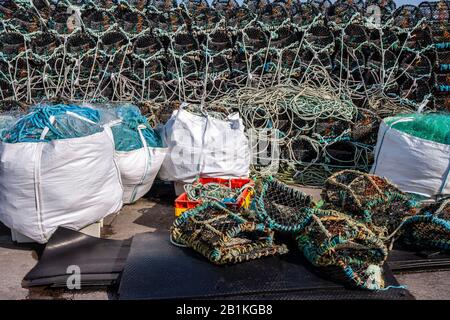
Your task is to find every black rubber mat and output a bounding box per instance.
[388,249,450,273]
[23,228,131,288]
[118,232,414,300]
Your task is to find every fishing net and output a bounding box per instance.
[1,104,103,143]
[322,170,420,239]
[295,208,389,290]
[400,197,450,252]
[385,113,450,145]
[253,178,314,233]
[171,201,289,265]
[184,179,253,204]
[109,104,163,152]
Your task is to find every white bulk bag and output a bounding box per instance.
[158,109,250,183]
[0,126,123,243]
[371,119,450,199]
[115,124,167,204]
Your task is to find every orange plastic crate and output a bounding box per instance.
[174,177,254,217]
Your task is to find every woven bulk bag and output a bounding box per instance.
[371,114,450,199]
[110,105,167,204]
[400,197,450,252]
[0,105,123,243]
[158,107,250,183]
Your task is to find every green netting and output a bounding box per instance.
[0,104,103,143]
[110,105,163,152]
[0,115,18,141]
[385,113,450,145]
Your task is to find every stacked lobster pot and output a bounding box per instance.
[423,1,450,111]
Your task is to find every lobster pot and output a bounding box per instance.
[371,116,450,199]
[0,127,123,243]
[158,108,250,183]
[116,146,167,204]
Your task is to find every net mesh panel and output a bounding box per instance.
[134,33,164,57]
[407,27,434,49]
[228,6,254,28]
[193,7,221,31]
[304,25,335,51]
[173,32,199,55]
[400,197,450,252]
[400,78,431,102]
[241,26,268,52]
[385,113,450,144]
[149,0,177,12]
[212,0,239,13]
[260,3,289,29]
[207,30,232,53]
[293,2,319,27]
[109,104,163,151]
[253,178,314,233]
[351,109,380,145]
[327,3,360,27]
[287,135,321,163]
[343,24,368,49]
[0,32,25,57]
[171,201,289,265]
[183,178,253,203]
[296,208,389,290]
[322,170,420,239]
[400,52,432,80]
[270,26,296,49]
[243,0,268,13]
[101,31,128,54]
[393,5,424,29]
[437,49,450,66]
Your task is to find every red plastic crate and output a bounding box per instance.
[174,177,254,217]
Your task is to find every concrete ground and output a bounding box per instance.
[0,184,449,300]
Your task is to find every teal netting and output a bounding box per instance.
[385,113,450,145]
[1,104,102,143]
[110,104,163,151]
[0,115,18,141]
